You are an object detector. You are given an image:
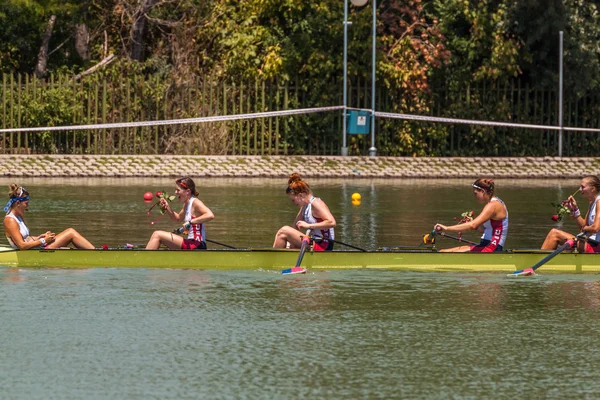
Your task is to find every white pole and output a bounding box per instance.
[341,0,349,156]
[558,31,564,157]
[368,0,377,157]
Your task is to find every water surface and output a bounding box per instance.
[2,268,600,399]
[1,178,597,399]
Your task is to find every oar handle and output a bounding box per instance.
[431,226,478,246]
[205,238,237,249]
[439,232,478,246]
[312,234,367,252]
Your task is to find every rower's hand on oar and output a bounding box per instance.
[42,232,56,244]
[296,221,311,230]
[434,223,447,232]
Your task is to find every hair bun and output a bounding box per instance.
[288,173,302,185]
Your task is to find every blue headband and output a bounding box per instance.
[4,196,29,212]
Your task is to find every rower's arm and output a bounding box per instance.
[444,203,496,233]
[299,198,336,231]
[292,209,303,227]
[190,199,214,225]
[3,219,46,250]
[582,199,600,233]
[164,205,184,222]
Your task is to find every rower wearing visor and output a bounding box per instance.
[3,184,95,250]
[433,178,508,253]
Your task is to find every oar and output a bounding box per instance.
[124,243,146,249]
[170,228,238,249]
[439,232,478,246]
[206,238,237,249]
[510,237,577,276]
[312,234,367,252]
[424,228,478,246]
[282,230,312,275]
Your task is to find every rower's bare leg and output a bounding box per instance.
[273,226,303,249]
[145,230,184,250]
[439,245,471,253]
[541,228,573,250]
[46,228,94,249]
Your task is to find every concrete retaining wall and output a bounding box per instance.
[0,155,598,178]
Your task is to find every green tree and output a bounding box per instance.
[509,0,600,97]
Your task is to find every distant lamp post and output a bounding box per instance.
[341,0,377,157]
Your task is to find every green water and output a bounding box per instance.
[0,177,583,249]
[2,177,599,399]
[3,269,600,399]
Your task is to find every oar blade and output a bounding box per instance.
[282,267,307,275]
[282,233,311,275]
[508,267,535,277]
[508,238,576,277]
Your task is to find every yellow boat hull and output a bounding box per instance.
[0,246,599,273]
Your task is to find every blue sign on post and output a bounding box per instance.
[347,110,371,135]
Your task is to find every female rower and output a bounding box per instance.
[433,178,508,253]
[145,177,214,250]
[273,173,336,250]
[3,184,95,250]
[541,175,600,252]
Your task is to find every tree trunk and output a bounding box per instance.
[35,15,57,78]
[130,0,158,61]
[74,24,90,61]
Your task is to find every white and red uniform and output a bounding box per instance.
[181,197,206,250]
[470,197,508,253]
[302,196,334,251]
[5,212,38,249]
[584,195,600,253]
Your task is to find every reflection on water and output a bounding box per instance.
[2,269,600,398]
[0,177,583,250]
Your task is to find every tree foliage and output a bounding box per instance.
[1,0,600,156]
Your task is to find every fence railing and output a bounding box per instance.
[1,73,599,156]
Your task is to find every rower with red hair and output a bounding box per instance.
[273,173,336,251]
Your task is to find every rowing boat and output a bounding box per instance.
[0,245,599,272]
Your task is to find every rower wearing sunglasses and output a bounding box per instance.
[145,177,214,250]
[3,184,95,250]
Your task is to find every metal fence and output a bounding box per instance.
[1,73,599,156]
